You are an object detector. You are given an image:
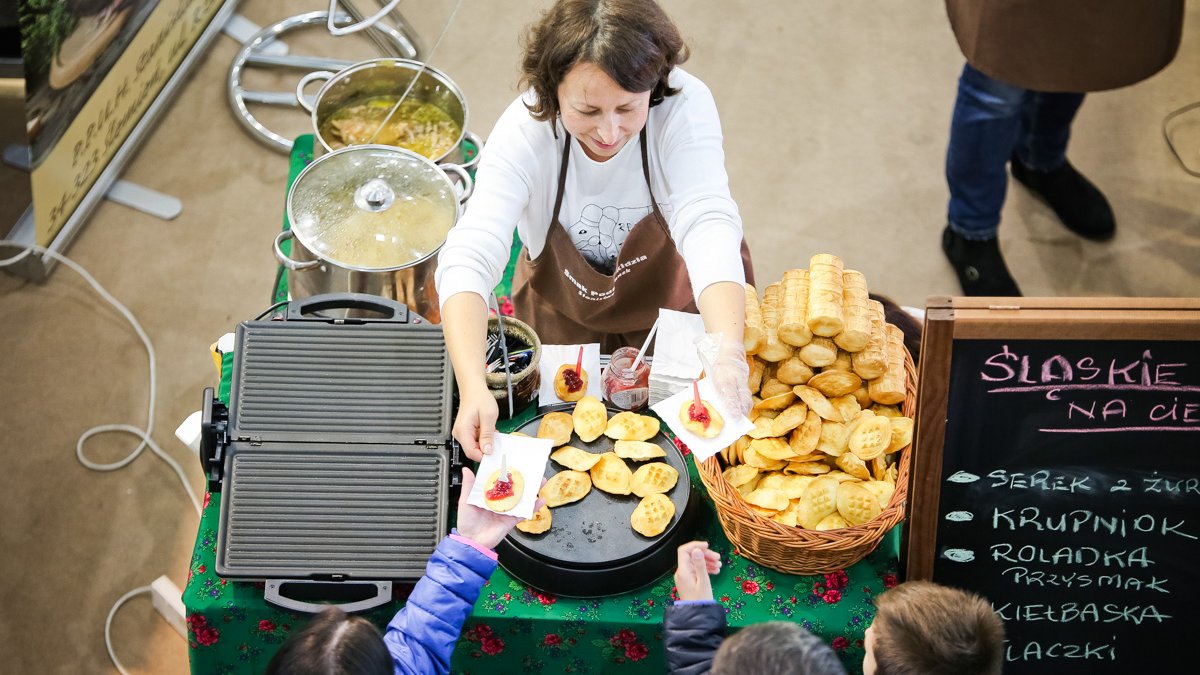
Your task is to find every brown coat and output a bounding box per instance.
[946,0,1185,92]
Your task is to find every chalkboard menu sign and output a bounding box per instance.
[906,297,1200,674]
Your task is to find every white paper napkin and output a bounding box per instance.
[651,377,754,463]
[538,343,602,404]
[648,309,707,380]
[466,433,552,519]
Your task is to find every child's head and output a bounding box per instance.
[863,581,1004,675]
[264,606,391,675]
[711,621,847,675]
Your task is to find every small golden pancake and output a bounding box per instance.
[760,378,792,399]
[604,411,660,442]
[787,461,832,475]
[747,416,777,440]
[807,370,862,397]
[483,469,524,513]
[743,445,788,471]
[816,421,849,457]
[823,470,860,483]
[789,409,822,456]
[793,385,842,421]
[770,403,808,437]
[614,440,667,461]
[779,474,816,499]
[798,477,840,529]
[753,391,796,413]
[836,481,882,525]
[830,394,862,422]
[537,412,574,446]
[723,464,761,488]
[590,452,633,495]
[861,480,896,509]
[553,364,588,402]
[750,437,794,461]
[515,504,552,534]
[835,452,871,480]
[572,395,608,443]
[745,487,789,512]
[630,494,675,537]
[815,513,850,531]
[631,462,679,497]
[870,404,903,418]
[540,470,592,507]
[887,416,914,454]
[679,399,725,438]
[550,445,603,471]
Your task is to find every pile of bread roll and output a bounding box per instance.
[722,253,913,532]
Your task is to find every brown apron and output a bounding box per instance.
[513,128,754,354]
[946,0,1184,93]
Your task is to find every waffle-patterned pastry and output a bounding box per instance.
[603,411,659,442]
[836,481,882,525]
[537,412,574,447]
[589,452,633,495]
[614,440,667,461]
[550,445,603,471]
[572,395,608,443]
[797,477,840,529]
[887,416,914,454]
[515,504,552,534]
[483,469,524,513]
[631,462,679,497]
[630,493,675,537]
[847,413,891,461]
[540,470,592,507]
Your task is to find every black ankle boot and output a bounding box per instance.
[1010,157,1115,240]
[941,226,1022,296]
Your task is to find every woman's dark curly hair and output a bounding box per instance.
[519,0,689,124]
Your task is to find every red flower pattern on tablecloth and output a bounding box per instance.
[187,614,220,647]
[832,636,850,651]
[673,437,692,456]
[543,633,562,646]
[534,590,557,606]
[499,296,514,317]
[822,589,842,604]
[258,620,275,632]
[883,573,898,589]
[625,642,649,661]
[480,636,505,655]
[742,580,760,595]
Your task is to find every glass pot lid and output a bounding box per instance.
[286,144,459,271]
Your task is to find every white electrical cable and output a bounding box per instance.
[0,241,202,517]
[1,241,203,675]
[104,586,154,675]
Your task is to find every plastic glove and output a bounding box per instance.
[696,333,751,418]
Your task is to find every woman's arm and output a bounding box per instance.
[442,292,496,460]
[698,281,751,416]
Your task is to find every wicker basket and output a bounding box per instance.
[697,352,917,575]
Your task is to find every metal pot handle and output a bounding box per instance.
[295,71,335,113]
[274,230,321,270]
[459,130,484,173]
[440,163,475,204]
[265,579,392,614]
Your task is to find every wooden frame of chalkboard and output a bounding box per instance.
[905,296,1200,673]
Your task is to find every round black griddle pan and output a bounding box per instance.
[495,404,698,597]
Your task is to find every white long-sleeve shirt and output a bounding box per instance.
[435,68,745,309]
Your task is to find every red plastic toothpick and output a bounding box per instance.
[692,379,702,413]
[575,345,584,376]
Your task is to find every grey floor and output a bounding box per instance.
[1,1,1198,673]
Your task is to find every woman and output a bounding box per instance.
[435,0,753,460]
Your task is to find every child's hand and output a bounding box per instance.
[674,541,722,601]
[456,467,546,549]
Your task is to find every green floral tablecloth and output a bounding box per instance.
[185,136,900,674]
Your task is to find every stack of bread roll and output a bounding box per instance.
[726,253,913,531]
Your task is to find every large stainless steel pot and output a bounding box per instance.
[275,144,473,323]
[296,57,481,171]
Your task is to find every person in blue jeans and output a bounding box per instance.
[942,63,1111,296]
[263,467,540,675]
